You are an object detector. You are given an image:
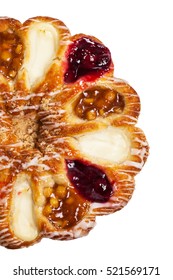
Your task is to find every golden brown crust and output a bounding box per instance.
[0,17,21,30]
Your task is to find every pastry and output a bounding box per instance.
[0,16,149,249]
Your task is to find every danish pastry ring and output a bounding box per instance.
[0,16,149,249]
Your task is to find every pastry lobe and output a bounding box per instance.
[0,16,148,249]
[16,16,71,92]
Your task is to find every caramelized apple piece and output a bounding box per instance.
[0,27,23,79]
[75,86,125,120]
[42,184,89,229]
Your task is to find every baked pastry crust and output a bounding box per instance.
[0,16,149,249]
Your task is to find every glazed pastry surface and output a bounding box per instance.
[0,16,149,249]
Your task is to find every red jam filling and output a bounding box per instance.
[66,159,113,203]
[64,37,112,83]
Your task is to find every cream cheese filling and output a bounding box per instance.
[77,126,131,164]
[11,173,38,241]
[24,22,59,87]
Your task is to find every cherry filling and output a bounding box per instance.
[64,37,112,83]
[66,159,113,203]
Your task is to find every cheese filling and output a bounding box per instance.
[24,22,59,86]
[11,174,38,241]
[77,127,130,164]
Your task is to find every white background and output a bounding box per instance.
[1,0,173,279]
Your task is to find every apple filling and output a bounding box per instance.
[42,184,89,229]
[75,86,125,120]
[0,26,23,79]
